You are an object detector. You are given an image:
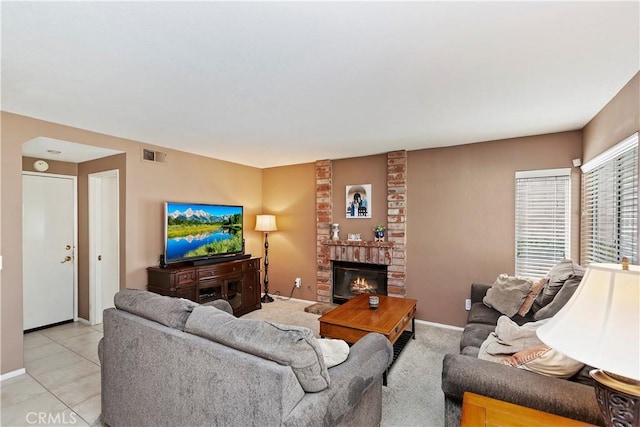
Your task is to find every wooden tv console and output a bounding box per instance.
[147,257,262,317]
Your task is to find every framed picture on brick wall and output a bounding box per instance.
[346,184,371,218]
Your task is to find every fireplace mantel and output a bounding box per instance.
[324,240,395,248]
[324,240,394,265]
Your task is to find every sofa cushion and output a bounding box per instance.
[532,260,583,313]
[534,274,584,320]
[185,305,330,392]
[467,302,502,325]
[114,289,198,331]
[460,322,496,352]
[483,274,533,317]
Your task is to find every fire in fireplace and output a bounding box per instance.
[332,261,387,304]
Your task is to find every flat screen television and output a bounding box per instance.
[164,202,244,265]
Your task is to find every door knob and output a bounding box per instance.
[61,255,72,263]
[65,245,71,250]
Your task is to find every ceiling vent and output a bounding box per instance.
[141,148,167,165]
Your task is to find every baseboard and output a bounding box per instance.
[1,368,26,381]
[270,295,317,304]
[284,296,318,304]
[415,319,464,331]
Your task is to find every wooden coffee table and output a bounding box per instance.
[319,294,417,384]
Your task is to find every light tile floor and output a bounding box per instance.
[1,322,103,427]
[1,300,320,426]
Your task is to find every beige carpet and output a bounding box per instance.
[242,297,462,427]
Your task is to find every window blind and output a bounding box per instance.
[581,133,638,264]
[515,169,571,278]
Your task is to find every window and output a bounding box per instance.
[581,133,638,264]
[515,168,571,278]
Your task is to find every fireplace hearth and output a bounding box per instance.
[332,261,388,304]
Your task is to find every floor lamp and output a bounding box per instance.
[255,214,277,303]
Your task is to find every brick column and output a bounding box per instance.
[387,151,407,296]
[316,160,332,303]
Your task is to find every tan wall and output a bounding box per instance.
[332,154,388,240]
[583,72,640,162]
[1,112,263,375]
[406,131,582,326]
[22,157,78,176]
[1,115,26,373]
[77,154,127,320]
[261,163,317,300]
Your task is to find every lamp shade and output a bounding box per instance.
[255,214,277,232]
[537,263,640,381]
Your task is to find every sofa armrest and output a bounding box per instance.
[98,338,103,364]
[441,353,603,425]
[283,333,393,426]
[470,283,491,303]
[201,299,233,315]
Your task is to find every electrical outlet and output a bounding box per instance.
[295,278,302,288]
[465,298,471,311]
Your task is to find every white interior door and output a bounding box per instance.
[89,170,120,324]
[23,173,76,331]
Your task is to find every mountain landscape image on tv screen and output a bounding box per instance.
[165,202,243,262]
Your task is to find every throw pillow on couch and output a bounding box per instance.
[532,259,585,320]
[482,274,533,317]
[482,259,585,319]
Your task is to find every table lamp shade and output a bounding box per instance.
[537,263,640,381]
[255,215,277,232]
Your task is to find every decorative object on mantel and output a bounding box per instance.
[537,260,640,427]
[347,233,362,241]
[373,224,386,242]
[255,214,277,303]
[331,223,340,241]
[346,184,372,218]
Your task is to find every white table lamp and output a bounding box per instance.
[537,261,640,427]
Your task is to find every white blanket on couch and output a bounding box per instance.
[478,316,549,363]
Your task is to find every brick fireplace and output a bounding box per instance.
[315,151,407,303]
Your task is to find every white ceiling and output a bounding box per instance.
[2,1,639,168]
[22,137,124,163]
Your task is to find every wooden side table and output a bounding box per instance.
[461,392,596,427]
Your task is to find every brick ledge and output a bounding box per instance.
[323,240,395,248]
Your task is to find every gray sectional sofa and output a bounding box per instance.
[441,282,604,426]
[99,289,393,427]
